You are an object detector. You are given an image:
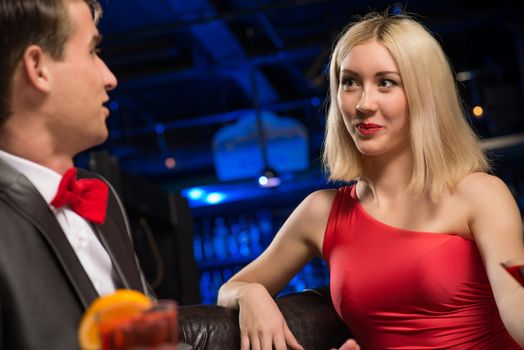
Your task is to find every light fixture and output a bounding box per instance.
[251,69,282,188]
[164,157,176,169]
[472,105,484,118]
[205,192,226,204]
[187,188,205,200]
[258,167,281,188]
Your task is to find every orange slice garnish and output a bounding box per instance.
[78,289,153,350]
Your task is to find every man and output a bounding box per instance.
[0,1,149,348]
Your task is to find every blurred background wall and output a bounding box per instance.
[79,0,524,304]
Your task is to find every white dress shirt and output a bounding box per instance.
[0,150,116,295]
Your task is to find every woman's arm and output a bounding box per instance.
[463,173,524,346]
[217,189,337,350]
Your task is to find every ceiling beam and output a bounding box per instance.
[163,0,278,105]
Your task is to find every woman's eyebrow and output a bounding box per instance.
[339,69,400,77]
[375,71,401,77]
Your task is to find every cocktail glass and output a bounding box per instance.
[501,257,524,287]
[98,300,178,350]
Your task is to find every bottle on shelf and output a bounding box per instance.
[249,217,262,255]
[222,267,234,282]
[192,221,204,262]
[213,216,228,261]
[256,209,275,247]
[199,271,213,304]
[237,213,251,257]
[227,216,240,259]
[193,208,331,303]
[202,218,215,261]
[211,269,224,303]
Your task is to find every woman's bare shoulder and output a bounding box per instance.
[299,188,339,218]
[455,172,511,202]
[455,172,520,231]
[304,188,339,204]
[288,188,339,249]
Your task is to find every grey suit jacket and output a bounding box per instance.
[0,158,147,350]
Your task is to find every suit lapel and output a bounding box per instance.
[0,159,98,309]
[77,170,144,292]
[93,213,144,291]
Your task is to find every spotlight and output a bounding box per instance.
[108,101,119,111]
[310,97,321,107]
[155,124,165,134]
[472,106,484,118]
[258,168,281,188]
[164,157,176,169]
[187,188,205,200]
[205,192,226,204]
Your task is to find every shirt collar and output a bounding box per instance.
[0,150,62,205]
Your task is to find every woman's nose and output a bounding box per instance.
[356,90,377,114]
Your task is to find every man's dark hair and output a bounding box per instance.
[0,0,101,125]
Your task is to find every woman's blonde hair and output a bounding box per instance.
[322,12,489,200]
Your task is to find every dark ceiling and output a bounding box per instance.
[84,0,524,197]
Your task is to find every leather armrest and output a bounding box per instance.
[178,288,352,350]
[178,304,241,349]
[278,288,352,349]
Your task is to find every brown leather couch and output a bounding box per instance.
[178,288,353,350]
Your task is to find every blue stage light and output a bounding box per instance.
[108,101,119,111]
[155,123,165,134]
[258,168,281,188]
[310,97,321,107]
[205,192,226,204]
[258,175,269,186]
[188,188,205,200]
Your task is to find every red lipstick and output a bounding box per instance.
[356,122,383,136]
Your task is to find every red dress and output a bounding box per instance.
[322,186,521,349]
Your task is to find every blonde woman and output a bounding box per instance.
[218,13,524,350]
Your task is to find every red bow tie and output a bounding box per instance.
[51,168,109,225]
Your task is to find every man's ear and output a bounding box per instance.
[22,45,53,93]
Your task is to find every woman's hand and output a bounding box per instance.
[237,283,303,350]
[217,191,338,349]
[331,339,361,350]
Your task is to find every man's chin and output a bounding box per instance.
[76,130,109,154]
[93,130,109,147]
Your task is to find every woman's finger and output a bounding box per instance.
[259,332,274,350]
[250,335,262,350]
[283,323,304,350]
[273,329,288,350]
[338,338,360,350]
[240,334,250,350]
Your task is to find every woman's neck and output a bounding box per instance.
[358,149,414,203]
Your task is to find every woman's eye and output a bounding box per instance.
[379,79,396,88]
[341,78,358,90]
